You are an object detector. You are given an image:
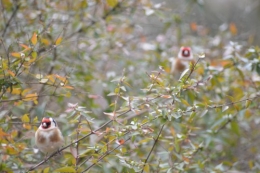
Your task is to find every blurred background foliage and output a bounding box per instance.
[1,0,260,172]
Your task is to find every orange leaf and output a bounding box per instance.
[23,123,31,130]
[7,87,21,94]
[64,85,74,90]
[0,128,9,137]
[55,37,62,45]
[117,139,125,145]
[41,38,50,45]
[161,95,172,98]
[23,93,38,101]
[11,52,21,58]
[55,74,66,82]
[31,32,38,45]
[7,70,15,77]
[229,22,237,36]
[19,44,30,50]
[190,22,197,31]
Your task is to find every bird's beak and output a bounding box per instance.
[42,122,47,128]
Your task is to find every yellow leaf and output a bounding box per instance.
[22,88,31,96]
[6,145,18,155]
[47,74,56,83]
[11,52,21,58]
[41,38,50,45]
[23,123,31,130]
[31,32,38,45]
[144,164,150,172]
[43,167,50,173]
[107,0,118,7]
[21,114,30,123]
[34,99,38,105]
[55,37,63,45]
[23,93,38,101]
[33,116,38,123]
[54,167,76,173]
[31,51,37,58]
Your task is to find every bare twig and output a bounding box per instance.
[184,57,202,83]
[65,0,123,40]
[75,113,82,170]
[141,123,165,173]
[147,67,164,92]
[1,3,21,37]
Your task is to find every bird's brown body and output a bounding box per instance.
[35,117,64,154]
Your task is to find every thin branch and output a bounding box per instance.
[147,67,164,92]
[0,94,63,103]
[112,69,126,120]
[1,3,21,37]
[184,57,202,83]
[75,113,82,170]
[141,123,166,173]
[82,137,131,172]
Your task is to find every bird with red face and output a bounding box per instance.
[35,117,64,155]
[171,46,195,74]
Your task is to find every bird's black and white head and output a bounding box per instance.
[40,117,57,130]
[178,47,193,61]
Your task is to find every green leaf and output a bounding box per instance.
[181,99,190,106]
[54,166,76,173]
[245,100,251,108]
[21,114,30,123]
[230,121,240,135]
[179,68,189,80]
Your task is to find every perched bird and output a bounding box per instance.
[35,117,64,155]
[171,46,195,74]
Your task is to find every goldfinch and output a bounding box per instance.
[171,46,195,73]
[35,117,64,154]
